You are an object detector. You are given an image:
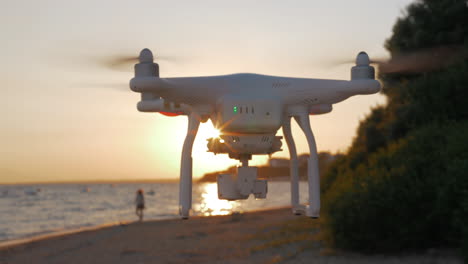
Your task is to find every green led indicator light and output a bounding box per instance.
[233,106,238,113]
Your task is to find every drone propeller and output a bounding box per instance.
[338,45,465,74]
[98,52,184,72]
[79,49,188,92]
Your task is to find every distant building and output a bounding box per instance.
[269,158,289,167]
[298,154,309,166]
[269,152,339,168]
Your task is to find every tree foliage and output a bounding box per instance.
[322,0,468,258]
[324,122,468,252]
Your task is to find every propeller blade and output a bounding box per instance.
[97,53,184,72]
[330,56,388,66]
[377,46,464,74]
[330,45,465,74]
[71,82,131,92]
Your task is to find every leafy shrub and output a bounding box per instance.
[323,122,468,254]
[320,0,468,258]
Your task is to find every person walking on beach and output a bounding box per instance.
[135,189,145,221]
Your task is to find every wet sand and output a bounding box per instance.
[0,208,462,264]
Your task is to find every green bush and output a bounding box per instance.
[323,122,468,254]
[319,0,468,258]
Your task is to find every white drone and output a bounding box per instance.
[129,48,380,219]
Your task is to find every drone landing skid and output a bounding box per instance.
[179,114,200,219]
[179,111,320,219]
[283,112,320,219]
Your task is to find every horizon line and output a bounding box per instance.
[0,178,181,186]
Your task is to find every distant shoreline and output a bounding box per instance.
[0,179,180,186]
[0,179,304,186]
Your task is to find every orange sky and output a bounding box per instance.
[1,0,413,184]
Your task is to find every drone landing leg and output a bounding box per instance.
[294,114,320,218]
[282,116,302,215]
[179,113,200,219]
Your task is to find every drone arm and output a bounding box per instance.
[347,79,381,95]
[137,97,190,115]
[130,76,170,92]
[179,113,200,219]
[282,116,301,214]
[294,113,320,218]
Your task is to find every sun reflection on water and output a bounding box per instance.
[195,183,240,216]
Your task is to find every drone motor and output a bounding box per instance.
[351,51,375,80]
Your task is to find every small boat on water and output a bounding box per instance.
[147,190,156,196]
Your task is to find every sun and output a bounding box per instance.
[192,121,221,157]
[197,122,220,140]
[190,122,239,176]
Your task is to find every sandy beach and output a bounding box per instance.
[0,208,462,264]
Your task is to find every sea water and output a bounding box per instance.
[0,182,309,242]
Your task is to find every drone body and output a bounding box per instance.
[130,49,381,219]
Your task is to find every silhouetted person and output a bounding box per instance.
[135,189,145,221]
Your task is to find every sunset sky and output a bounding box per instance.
[1,0,414,184]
